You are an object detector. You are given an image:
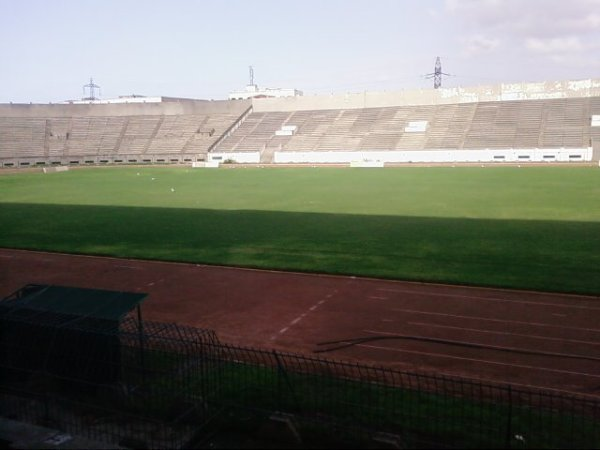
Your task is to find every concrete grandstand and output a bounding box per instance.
[1,79,600,167]
[0,98,251,167]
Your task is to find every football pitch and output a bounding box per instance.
[1,166,599,294]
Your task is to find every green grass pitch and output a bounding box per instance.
[1,166,599,294]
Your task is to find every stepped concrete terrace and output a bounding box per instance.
[0,99,250,167]
[212,97,599,158]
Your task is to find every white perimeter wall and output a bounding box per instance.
[274,148,593,164]
[206,149,592,164]
[209,152,260,163]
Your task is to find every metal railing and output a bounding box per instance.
[203,343,600,449]
[1,320,599,448]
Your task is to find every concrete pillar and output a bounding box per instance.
[592,139,600,161]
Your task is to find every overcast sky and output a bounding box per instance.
[1,0,599,103]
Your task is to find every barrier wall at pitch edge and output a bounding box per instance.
[4,148,591,168]
[208,152,261,163]
[202,148,594,164]
[273,148,593,164]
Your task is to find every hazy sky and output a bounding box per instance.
[1,0,599,103]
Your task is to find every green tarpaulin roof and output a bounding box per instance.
[1,285,147,322]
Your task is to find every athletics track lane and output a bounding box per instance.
[1,248,599,395]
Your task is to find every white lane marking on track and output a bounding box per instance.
[392,308,600,333]
[116,265,138,269]
[351,343,600,379]
[369,296,388,300]
[274,291,335,340]
[0,255,14,258]
[274,289,339,340]
[378,288,600,310]
[368,326,600,347]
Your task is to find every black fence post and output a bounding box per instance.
[273,351,300,413]
[137,306,146,386]
[505,385,513,449]
[274,351,282,411]
[43,391,50,425]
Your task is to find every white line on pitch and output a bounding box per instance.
[378,288,600,310]
[391,308,600,333]
[279,327,289,334]
[290,317,303,325]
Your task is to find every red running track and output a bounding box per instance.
[1,248,599,396]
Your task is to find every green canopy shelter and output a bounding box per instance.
[0,284,148,385]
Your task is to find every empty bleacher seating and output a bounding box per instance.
[2,95,599,165]
[214,97,598,156]
[0,112,241,163]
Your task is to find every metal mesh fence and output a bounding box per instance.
[201,343,600,449]
[1,317,599,448]
[0,315,220,449]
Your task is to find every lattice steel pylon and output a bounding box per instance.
[425,57,450,89]
[248,66,255,86]
[82,77,101,101]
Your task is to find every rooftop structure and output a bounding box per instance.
[64,95,203,105]
[229,85,303,100]
[0,284,147,323]
[229,66,302,100]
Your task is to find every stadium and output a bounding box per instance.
[1,77,600,448]
[1,79,599,167]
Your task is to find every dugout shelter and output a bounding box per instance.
[0,284,147,385]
